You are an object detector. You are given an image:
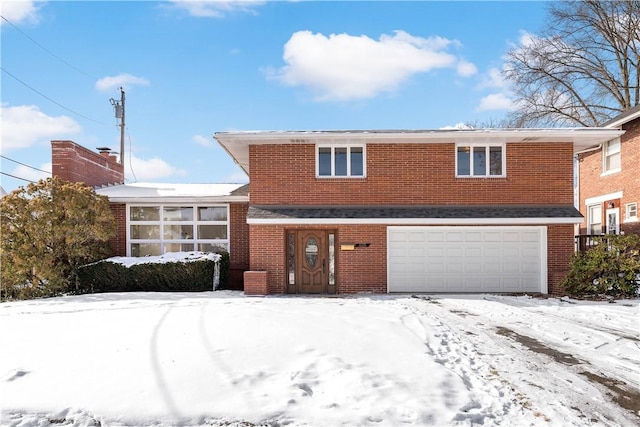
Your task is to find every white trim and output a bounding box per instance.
[316,143,367,178]
[625,202,638,222]
[585,191,623,205]
[385,225,548,294]
[107,196,248,204]
[455,142,506,178]
[248,217,582,225]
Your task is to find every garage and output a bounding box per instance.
[387,226,547,293]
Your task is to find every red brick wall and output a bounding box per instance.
[52,140,124,187]
[578,119,640,235]
[108,203,127,256]
[249,142,574,205]
[250,223,568,295]
[229,203,250,290]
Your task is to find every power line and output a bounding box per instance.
[0,171,37,183]
[0,155,52,174]
[0,15,98,81]
[1,67,108,125]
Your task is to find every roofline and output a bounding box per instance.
[247,217,582,225]
[604,105,640,128]
[214,128,624,175]
[101,196,249,204]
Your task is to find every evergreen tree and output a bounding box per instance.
[1,177,115,300]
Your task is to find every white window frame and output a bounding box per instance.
[127,204,230,256]
[455,143,506,178]
[625,202,638,222]
[602,138,621,175]
[587,203,603,234]
[316,144,366,178]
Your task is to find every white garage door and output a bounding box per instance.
[388,226,547,293]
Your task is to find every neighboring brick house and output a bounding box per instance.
[50,140,250,290]
[576,106,640,238]
[214,128,622,296]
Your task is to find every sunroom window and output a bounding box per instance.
[317,145,365,178]
[128,205,229,256]
[456,144,505,177]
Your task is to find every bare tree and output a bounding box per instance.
[504,0,639,127]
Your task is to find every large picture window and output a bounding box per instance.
[456,144,505,177]
[128,205,229,256]
[317,145,365,178]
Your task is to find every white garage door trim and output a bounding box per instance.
[387,226,547,294]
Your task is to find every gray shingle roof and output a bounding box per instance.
[248,205,582,220]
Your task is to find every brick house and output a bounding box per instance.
[214,128,622,296]
[576,106,640,239]
[51,140,250,290]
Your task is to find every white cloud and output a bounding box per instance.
[476,93,513,112]
[193,134,216,148]
[95,73,150,92]
[126,154,186,181]
[479,67,506,89]
[456,59,477,77]
[0,105,81,154]
[0,0,45,25]
[440,122,473,130]
[167,0,265,18]
[269,30,476,101]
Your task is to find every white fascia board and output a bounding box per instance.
[107,196,249,204]
[585,191,623,205]
[247,217,582,225]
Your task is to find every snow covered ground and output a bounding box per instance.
[1,292,639,427]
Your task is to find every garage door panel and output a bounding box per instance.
[388,226,545,293]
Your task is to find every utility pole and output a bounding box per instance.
[110,87,125,166]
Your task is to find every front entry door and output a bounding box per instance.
[297,230,327,294]
[606,208,620,234]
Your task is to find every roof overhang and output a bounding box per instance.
[246,205,584,225]
[96,183,249,204]
[214,128,624,175]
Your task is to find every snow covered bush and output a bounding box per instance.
[76,252,223,293]
[562,234,640,298]
[0,178,115,301]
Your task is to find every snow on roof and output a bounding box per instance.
[96,182,249,203]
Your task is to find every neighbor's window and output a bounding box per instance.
[603,138,621,174]
[456,144,505,177]
[128,205,229,256]
[626,202,638,221]
[587,204,602,234]
[317,145,365,177]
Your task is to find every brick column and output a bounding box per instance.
[244,271,268,295]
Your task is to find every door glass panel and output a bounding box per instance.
[328,233,335,285]
[288,233,295,285]
[305,237,318,268]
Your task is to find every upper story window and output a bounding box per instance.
[317,145,365,178]
[456,143,505,177]
[602,138,621,174]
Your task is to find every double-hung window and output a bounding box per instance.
[317,145,365,178]
[456,143,505,177]
[626,202,638,222]
[602,138,621,174]
[128,205,229,256]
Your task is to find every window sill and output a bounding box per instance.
[455,175,507,179]
[600,169,621,177]
[623,218,638,223]
[316,176,367,180]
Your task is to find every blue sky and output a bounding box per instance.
[1,0,549,193]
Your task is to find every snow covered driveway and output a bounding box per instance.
[1,292,639,426]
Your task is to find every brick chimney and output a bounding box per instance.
[51,140,125,187]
